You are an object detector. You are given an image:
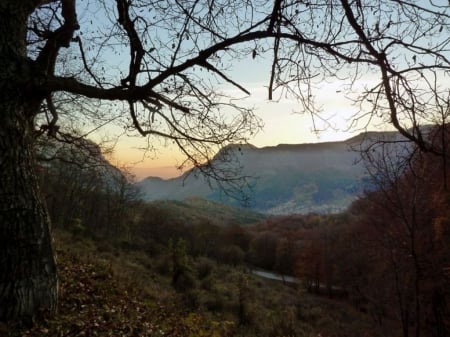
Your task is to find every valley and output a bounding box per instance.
[138,131,402,214]
[7,129,449,337]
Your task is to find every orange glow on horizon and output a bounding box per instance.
[110,79,390,180]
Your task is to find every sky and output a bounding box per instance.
[79,2,439,182]
[111,76,390,180]
[108,52,393,180]
[61,0,450,181]
[70,1,449,181]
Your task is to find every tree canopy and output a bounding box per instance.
[26,0,450,158]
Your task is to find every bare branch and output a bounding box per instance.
[36,0,79,74]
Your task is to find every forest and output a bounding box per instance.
[5,125,448,337]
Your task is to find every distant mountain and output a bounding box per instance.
[137,131,407,215]
[37,136,130,193]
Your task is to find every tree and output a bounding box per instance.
[274,237,296,280]
[1,0,256,322]
[249,231,278,270]
[1,0,449,322]
[39,143,141,239]
[295,217,332,295]
[169,238,195,292]
[346,126,450,337]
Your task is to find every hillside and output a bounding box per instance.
[147,197,267,227]
[138,131,405,214]
[9,126,442,337]
[4,230,234,337]
[6,229,385,337]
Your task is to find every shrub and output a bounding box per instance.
[195,257,215,280]
[173,269,197,292]
[218,245,245,266]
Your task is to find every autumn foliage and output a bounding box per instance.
[299,133,450,337]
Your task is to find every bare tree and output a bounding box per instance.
[356,126,450,337]
[1,0,449,322]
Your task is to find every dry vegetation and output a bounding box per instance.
[5,127,449,337]
[5,228,381,337]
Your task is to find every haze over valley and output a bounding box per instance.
[138,131,404,215]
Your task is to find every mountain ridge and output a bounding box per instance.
[137,130,405,214]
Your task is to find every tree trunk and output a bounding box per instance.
[0,96,58,323]
[0,2,58,322]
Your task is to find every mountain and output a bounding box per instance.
[37,135,131,194]
[137,131,406,215]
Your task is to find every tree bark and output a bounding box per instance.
[0,98,58,323]
[0,2,58,322]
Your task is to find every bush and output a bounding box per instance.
[218,245,245,266]
[183,289,203,309]
[267,306,298,337]
[96,240,114,254]
[204,292,225,312]
[155,255,171,275]
[70,217,86,238]
[173,269,197,292]
[195,257,215,279]
[200,276,213,291]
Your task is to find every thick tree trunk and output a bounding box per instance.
[0,97,58,323]
[0,2,58,322]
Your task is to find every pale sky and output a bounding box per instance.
[71,2,446,179]
[110,77,390,180]
[71,1,448,181]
